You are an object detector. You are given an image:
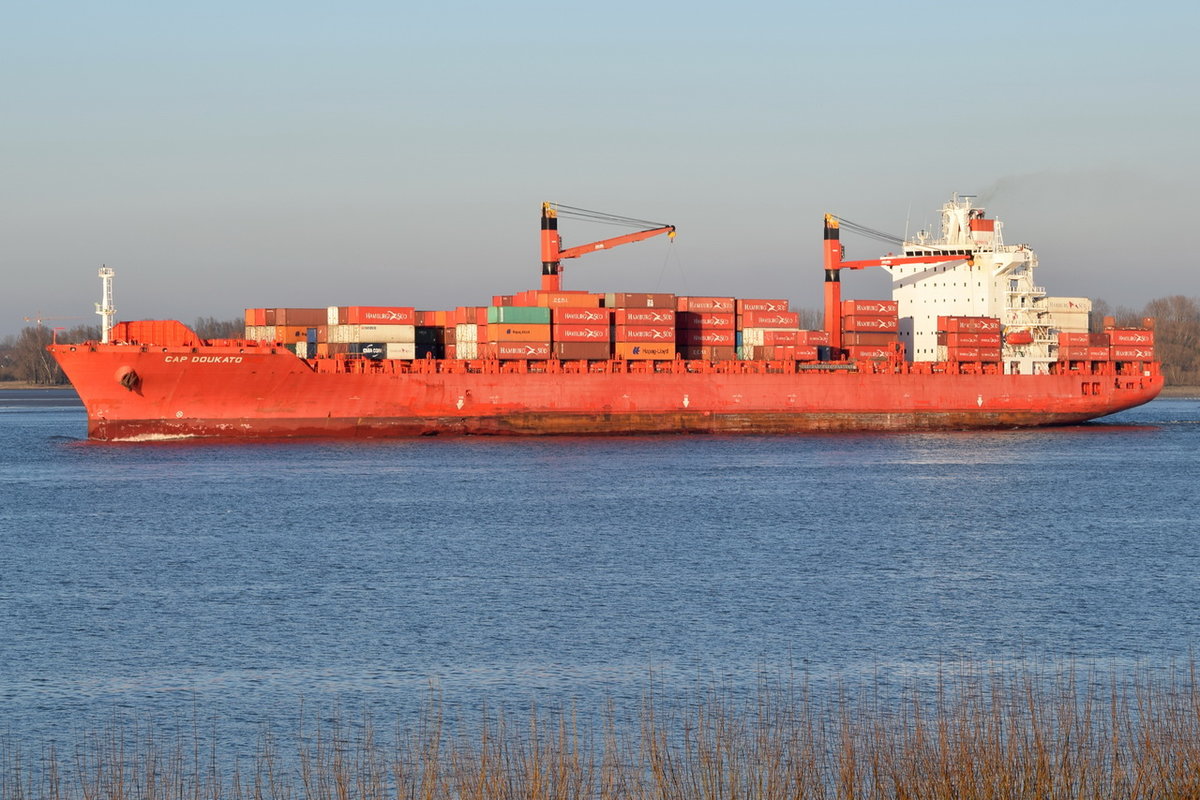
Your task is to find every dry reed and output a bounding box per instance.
[4,664,1200,800]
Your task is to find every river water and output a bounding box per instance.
[2,389,1198,755]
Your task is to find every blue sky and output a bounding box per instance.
[4,1,1197,336]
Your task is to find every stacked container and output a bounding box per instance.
[841,300,899,360]
[1107,327,1156,363]
[936,316,1002,362]
[551,305,611,360]
[453,306,488,360]
[486,305,552,359]
[609,294,676,360]
[1057,332,1111,362]
[738,300,801,360]
[677,297,736,360]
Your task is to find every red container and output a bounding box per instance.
[842,315,899,332]
[846,345,891,360]
[841,299,898,316]
[345,306,416,325]
[740,310,799,328]
[553,307,609,324]
[553,324,610,342]
[939,332,980,346]
[1058,332,1092,347]
[736,298,790,314]
[677,296,735,313]
[488,342,552,359]
[678,345,738,361]
[842,332,896,346]
[680,329,736,346]
[1111,345,1155,360]
[795,329,831,346]
[607,292,675,309]
[276,308,328,326]
[761,329,800,345]
[678,311,736,330]
[536,291,602,308]
[750,345,819,361]
[938,316,1000,334]
[614,325,675,342]
[554,342,611,360]
[491,295,515,307]
[1108,329,1154,346]
[613,308,675,326]
[1061,347,1111,361]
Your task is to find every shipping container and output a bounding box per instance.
[275,308,328,326]
[677,311,736,330]
[678,345,738,361]
[613,308,675,326]
[677,296,735,313]
[680,329,736,346]
[487,342,552,359]
[344,306,416,325]
[740,310,800,328]
[552,324,610,342]
[487,306,552,324]
[845,345,892,360]
[605,292,675,308]
[553,342,612,360]
[736,298,790,314]
[1059,347,1111,361]
[841,315,899,332]
[841,332,897,346]
[535,291,603,308]
[937,316,1001,334]
[329,324,417,344]
[841,299,898,316]
[613,342,675,359]
[613,325,675,342]
[488,324,552,342]
[553,307,609,324]
[1111,346,1156,361]
[1108,329,1155,346]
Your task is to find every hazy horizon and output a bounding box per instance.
[5,1,1197,337]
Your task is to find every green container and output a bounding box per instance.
[487,306,551,324]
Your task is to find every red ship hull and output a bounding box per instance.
[49,341,1164,440]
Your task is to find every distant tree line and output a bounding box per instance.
[1092,295,1200,385]
[0,317,242,385]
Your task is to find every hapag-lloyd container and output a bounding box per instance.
[613,342,675,359]
[489,324,551,342]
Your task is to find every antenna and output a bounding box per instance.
[96,265,115,343]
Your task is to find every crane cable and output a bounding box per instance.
[831,216,904,246]
[550,203,671,231]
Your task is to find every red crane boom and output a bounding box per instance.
[540,203,675,292]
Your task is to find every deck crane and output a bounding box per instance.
[540,203,675,292]
[823,213,974,350]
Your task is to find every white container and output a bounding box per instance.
[385,342,416,360]
[456,341,479,359]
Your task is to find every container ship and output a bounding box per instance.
[49,196,1163,440]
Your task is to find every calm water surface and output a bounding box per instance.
[2,389,1198,750]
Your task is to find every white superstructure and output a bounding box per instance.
[884,194,1086,374]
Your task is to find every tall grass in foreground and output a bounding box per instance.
[5,665,1200,799]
